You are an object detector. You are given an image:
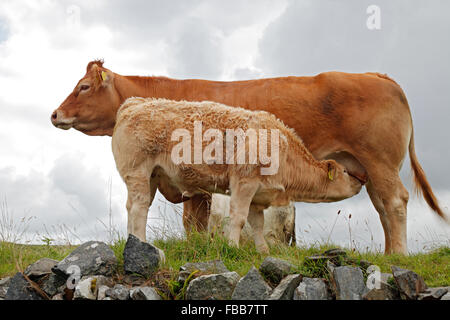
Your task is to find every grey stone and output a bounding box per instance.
[363,288,397,300]
[52,241,117,278]
[24,258,58,279]
[0,277,11,299]
[178,260,230,283]
[73,275,113,300]
[268,274,302,300]
[105,284,129,300]
[73,277,96,300]
[294,277,331,300]
[330,266,367,300]
[97,285,110,300]
[5,272,44,300]
[363,272,398,300]
[186,272,240,300]
[123,234,160,277]
[231,266,272,300]
[130,287,162,300]
[40,273,66,297]
[259,257,295,284]
[323,248,347,257]
[418,287,448,300]
[52,293,64,300]
[391,266,428,300]
[441,292,450,300]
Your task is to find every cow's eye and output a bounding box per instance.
[80,85,90,91]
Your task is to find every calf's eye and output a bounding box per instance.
[80,85,90,91]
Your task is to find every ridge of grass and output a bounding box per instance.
[1,233,449,287]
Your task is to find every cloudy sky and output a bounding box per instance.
[0,0,448,252]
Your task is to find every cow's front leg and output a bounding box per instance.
[228,179,259,248]
[125,169,155,242]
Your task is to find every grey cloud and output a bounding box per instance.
[166,17,224,79]
[256,0,450,191]
[0,17,8,43]
[0,154,124,243]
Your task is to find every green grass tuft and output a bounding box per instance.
[1,234,448,288]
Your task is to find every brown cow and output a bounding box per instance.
[51,60,447,254]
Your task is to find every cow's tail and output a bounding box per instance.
[409,129,448,221]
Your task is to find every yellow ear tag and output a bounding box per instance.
[101,71,107,81]
[328,170,334,181]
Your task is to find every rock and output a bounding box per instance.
[97,285,110,300]
[391,266,428,300]
[294,277,330,300]
[52,241,117,278]
[73,275,113,300]
[40,273,66,297]
[259,257,295,284]
[105,284,129,300]
[178,260,230,283]
[231,266,272,300]
[268,274,302,300]
[24,258,59,279]
[323,248,347,257]
[330,266,367,300]
[418,287,448,300]
[5,272,44,300]
[0,277,11,299]
[363,288,397,300]
[441,292,450,300]
[52,293,64,300]
[186,272,240,300]
[123,234,161,277]
[326,260,336,274]
[130,287,162,300]
[363,272,398,300]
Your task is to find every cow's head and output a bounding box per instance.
[51,60,121,136]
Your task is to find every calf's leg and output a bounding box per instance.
[228,180,259,248]
[247,206,269,254]
[125,167,156,242]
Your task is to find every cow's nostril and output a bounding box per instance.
[52,111,57,120]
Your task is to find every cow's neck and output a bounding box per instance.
[114,74,213,105]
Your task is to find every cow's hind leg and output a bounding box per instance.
[182,194,211,233]
[365,181,391,253]
[125,166,156,242]
[248,206,269,254]
[366,168,409,254]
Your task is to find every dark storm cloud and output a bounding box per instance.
[256,0,450,192]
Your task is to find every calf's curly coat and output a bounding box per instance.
[112,97,363,253]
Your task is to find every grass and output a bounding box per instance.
[1,231,448,289]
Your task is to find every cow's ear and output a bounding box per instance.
[92,64,112,87]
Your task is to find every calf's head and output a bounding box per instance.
[51,60,121,136]
[322,160,365,201]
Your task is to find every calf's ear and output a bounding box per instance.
[327,162,336,181]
